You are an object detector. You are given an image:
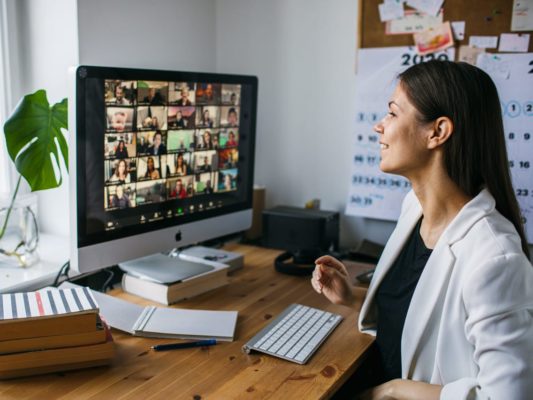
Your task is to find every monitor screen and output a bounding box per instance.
[69,66,257,273]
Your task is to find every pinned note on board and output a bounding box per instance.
[499,33,530,52]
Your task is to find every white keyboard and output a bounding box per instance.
[242,304,343,364]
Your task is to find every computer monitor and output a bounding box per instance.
[69,66,258,273]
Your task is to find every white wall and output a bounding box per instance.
[215,0,395,248]
[11,0,78,236]
[77,0,217,71]
[14,0,396,248]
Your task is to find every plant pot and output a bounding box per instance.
[0,193,40,267]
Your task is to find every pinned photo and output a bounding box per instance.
[413,21,454,56]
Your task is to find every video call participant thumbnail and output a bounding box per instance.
[138,81,168,105]
[167,130,195,152]
[217,169,237,192]
[137,106,168,130]
[165,152,191,176]
[105,80,136,105]
[193,151,218,174]
[196,83,221,105]
[135,180,166,205]
[106,184,136,210]
[196,106,220,128]
[104,133,136,159]
[218,148,238,169]
[196,129,218,150]
[106,107,134,132]
[219,129,238,148]
[168,106,196,129]
[170,82,196,106]
[221,84,241,105]
[195,172,217,195]
[220,106,239,127]
[106,158,136,184]
[168,177,193,199]
[137,156,162,181]
[147,131,167,155]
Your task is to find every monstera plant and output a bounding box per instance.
[0,90,68,266]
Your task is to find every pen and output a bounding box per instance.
[151,339,217,351]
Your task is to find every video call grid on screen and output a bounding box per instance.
[104,80,242,213]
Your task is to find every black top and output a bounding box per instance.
[375,219,432,381]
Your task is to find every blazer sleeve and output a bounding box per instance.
[441,253,533,400]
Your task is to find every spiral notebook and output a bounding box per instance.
[60,282,238,341]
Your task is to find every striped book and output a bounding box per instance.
[0,287,100,342]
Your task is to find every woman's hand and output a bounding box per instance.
[311,255,355,306]
[358,379,442,400]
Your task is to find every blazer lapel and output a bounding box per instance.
[401,243,455,377]
[359,192,422,332]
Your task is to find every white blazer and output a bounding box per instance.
[359,189,533,399]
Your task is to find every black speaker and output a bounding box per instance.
[262,206,340,276]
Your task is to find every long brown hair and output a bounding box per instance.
[399,60,530,258]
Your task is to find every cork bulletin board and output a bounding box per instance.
[358,0,533,52]
[347,0,533,243]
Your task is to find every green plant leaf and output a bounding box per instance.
[3,90,68,191]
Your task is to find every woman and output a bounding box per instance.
[109,159,131,184]
[199,130,213,150]
[115,140,128,158]
[174,110,186,128]
[144,156,160,180]
[175,153,190,176]
[200,109,213,128]
[226,131,237,147]
[311,61,533,399]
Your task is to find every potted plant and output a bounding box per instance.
[0,90,68,267]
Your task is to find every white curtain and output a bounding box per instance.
[0,0,14,196]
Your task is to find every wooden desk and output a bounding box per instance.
[0,245,374,400]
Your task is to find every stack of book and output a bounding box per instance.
[0,287,115,379]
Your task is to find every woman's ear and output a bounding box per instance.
[427,116,453,149]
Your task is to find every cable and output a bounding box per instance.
[53,261,70,287]
[100,268,115,293]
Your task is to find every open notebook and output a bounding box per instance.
[60,282,238,341]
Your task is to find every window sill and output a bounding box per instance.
[0,233,69,293]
